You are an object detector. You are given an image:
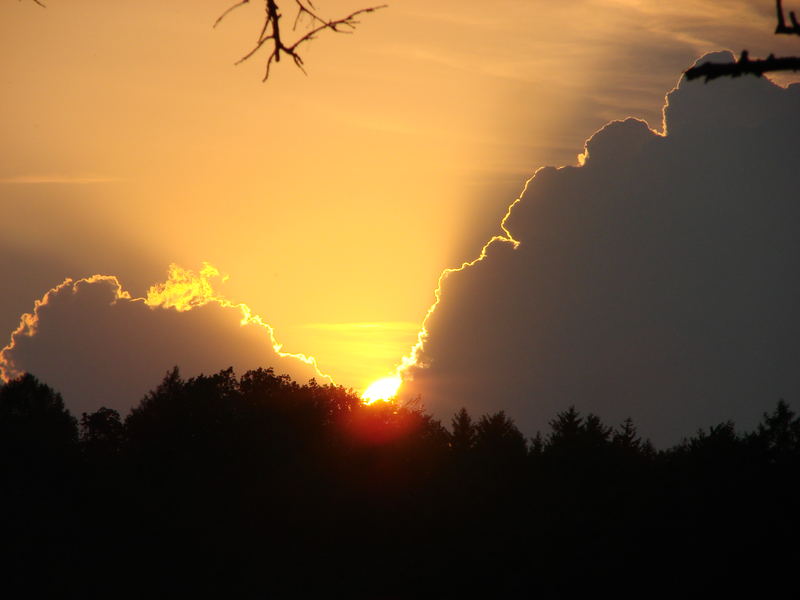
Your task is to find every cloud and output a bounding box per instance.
[303,322,420,332]
[0,264,327,417]
[0,175,120,184]
[402,52,800,446]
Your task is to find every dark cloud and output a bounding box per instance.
[0,271,323,417]
[0,239,73,342]
[405,52,800,446]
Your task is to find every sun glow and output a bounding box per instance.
[350,180,530,404]
[393,183,527,380]
[361,376,402,404]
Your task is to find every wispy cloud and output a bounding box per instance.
[0,175,121,184]
[303,322,420,332]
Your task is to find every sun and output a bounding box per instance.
[361,376,402,404]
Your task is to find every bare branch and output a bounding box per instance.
[776,0,800,36]
[216,0,387,81]
[213,0,250,29]
[294,1,328,30]
[685,2,800,81]
[685,50,800,81]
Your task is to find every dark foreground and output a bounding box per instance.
[2,368,799,597]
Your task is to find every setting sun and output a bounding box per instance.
[361,376,402,404]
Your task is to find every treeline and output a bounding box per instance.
[2,367,799,596]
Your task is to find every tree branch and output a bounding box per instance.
[685,1,800,81]
[213,0,250,28]
[685,50,800,81]
[216,0,387,81]
[776,0,800,36]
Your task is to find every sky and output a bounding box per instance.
[2,1,799,441]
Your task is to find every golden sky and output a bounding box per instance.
[2,0,798,392]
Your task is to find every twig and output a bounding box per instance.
[776,0,800,36]
[213,0,250,28]
[216,0,387,81]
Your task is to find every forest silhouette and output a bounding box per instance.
[2,367,799,596]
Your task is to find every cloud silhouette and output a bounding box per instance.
[403,52,800,446]
[0,265,325,417]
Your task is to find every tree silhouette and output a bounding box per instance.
[0,373,81,594]
[0,372,77,461]
[752,399,800,465]
[449,407,476,452]
[80,407,123,448]
[612,417,641,451]
[540,407,627,483]
[3,366,800,595]
[686,420,744,465]
[214,0,387,80]
[546,405,583,448]
[473,410,527,462]
[686,0,800,81]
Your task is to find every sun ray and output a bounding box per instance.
[391,176,533,381]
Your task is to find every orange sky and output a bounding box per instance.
[2,0,798,392]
